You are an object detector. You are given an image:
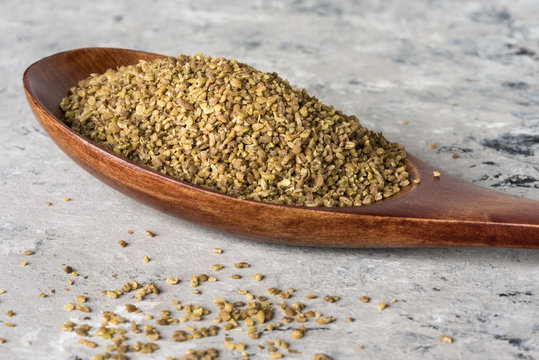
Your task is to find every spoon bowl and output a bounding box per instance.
[23,48,539,248]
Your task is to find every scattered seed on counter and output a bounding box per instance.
[323,295,339,303]
[315,316,335,325]
[291,328,304,339]
[145,230,155,238]
[440,335,453,343]
[359,296,370,303]
[24,250,34,256]
[118,240,127,247]
[77,338,97,348]
[234,262,250,268]
[377,302,387,310]
[314,353,333,360]
[214,248,223,254]
[125,304,137,313]
[76,304,90,313]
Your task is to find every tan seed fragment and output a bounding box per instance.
[145,230,155,237]
[324,295,339,303]
[167,277,179,285]
[359,296,370,303]
[214,248,223,254]
[211,264,224,271]
[45,202,52,206]
[231,274,242,279]
[5,310,14,317]
[75,296,86,303]
[270,352,283,359]
[64,303,75,312]
[440,335,453,343]
[76,304,90,313]
[64,196,70,202]
[268,288,280,295]
[305,294,317,299]
[357,345,364,350]
[234,262,250,268]
[254,273,264,281]
[433,171,441,177]
[191,274,199,287]
[5,323,15,327]
[430,144,437,149]
[77,338,97,348]
[291,329,304,339]
[377,302,387,310]
[24,250,34,256]
[145,325,160,341]
[315,316,335,325]
[118,240,127,247]
[314,354,333,360]
[21,260,27,267]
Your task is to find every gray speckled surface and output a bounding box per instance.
[1,0,538,359]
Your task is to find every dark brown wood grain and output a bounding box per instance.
[23,47,539,248]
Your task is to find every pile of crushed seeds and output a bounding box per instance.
[60,54,409,207]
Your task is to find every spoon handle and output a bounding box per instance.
[341,154,539,248]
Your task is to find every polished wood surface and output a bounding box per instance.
[23,48,539,248]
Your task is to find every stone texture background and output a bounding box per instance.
[1,0,538,359]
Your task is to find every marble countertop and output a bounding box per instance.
[1,0,538,359]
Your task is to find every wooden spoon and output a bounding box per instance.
[23,47,539,248]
